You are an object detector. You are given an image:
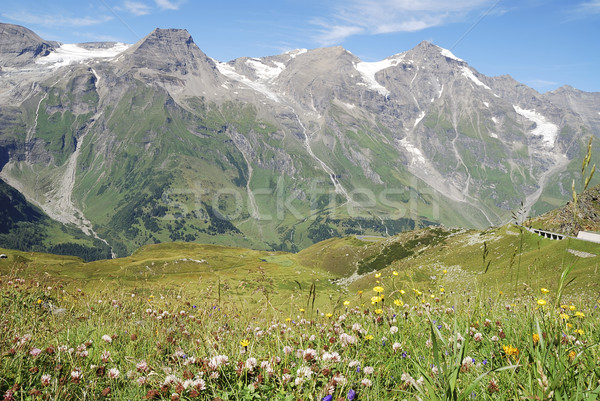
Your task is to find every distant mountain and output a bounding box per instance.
[0,23,598,256]
[0,178,111,261]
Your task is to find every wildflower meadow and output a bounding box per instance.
[1,262,599,400]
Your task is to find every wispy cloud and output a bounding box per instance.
[312,0,495,45]
[155,0,185,11]
[2,11,113,27]
[573,0,600,14]
[123,1,152,16]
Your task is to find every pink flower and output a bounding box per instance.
[108,368,120,379]
[361,378,372,387]
[363,366,374,375]
[30,348,42,357]
[71,368,82,383]
[41,374,51,386]
[101,350,111,363]
[136,360,149,372]
[102,335,112,343]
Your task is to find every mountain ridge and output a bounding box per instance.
[0,23,598,256]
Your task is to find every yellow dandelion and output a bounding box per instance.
[375,273,382,278]
[358,290,364,295]
[299,308,305,313]
[439,288,445,293]
[537,299,547,306]
[574,329,584,335]
[568,350,577,360]
[442,269,447,274]
[374,309,383,314]
[373,286,384,294]
[541,288,550,294]
[559,313,570,320]
[502,344,519,357]
[371,296,382,304]
[36,299,43,304]
[399,290,406,295]
[240,339,250,347]
[569,305,576,311]
[325,313,333,318]
[499,290,503,295]
[532,333,539,344]
[285,318,291,322]
[574,311,585,318]
[430,294,435,299]
[365,335,374,341]
[392,271,399,276]
[394,299,404,307]
[567,323,573,328]
[343,300,351,306]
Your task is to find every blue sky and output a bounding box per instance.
[2,0,599,92]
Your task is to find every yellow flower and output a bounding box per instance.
[285,318,291,322]
[430,294,435,299]
[569,305,576,311]
[574,329,584,335]
[394,299,404,307]
[541,288,550,294]
[439,288,445,293]
[399,290,406,295]
[371,296,382,304]
[343,300,350,306]
[358,290,363,295]
[375,273,382,278]
[559,313,570,320]
[442,269,447,274]
[373,286,384,294]
[532,333,539,344]
[502,344,519,357]
[375,280,380,284]
[392,271,399,276]
[36,299,43,304]
[299,308,305,313]
[326,313,333,318]
[240,339,250,347]
[568,350,577,360]
[567,323,573,328]
[365,335,374,341]
[574,311,585,318]
[499,290,503,295]
[537,299,547,306]
[374,309,383,314]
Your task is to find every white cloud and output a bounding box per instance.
[155,0,183,10]
[2,11,113,27]
[574,0,600,13]
[312,0,494,45]
[124,1,152,16]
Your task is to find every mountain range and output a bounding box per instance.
[0,22,598,257]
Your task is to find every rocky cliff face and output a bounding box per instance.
[0,23,58,68]
[0,23,598,255]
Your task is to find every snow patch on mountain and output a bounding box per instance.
[36,43,130,68]
[355,54,405,96]
[414,111,426,128]
[513,106,559,148]
[215,61,280,102]
[439,48,464,63]
[460,66,491,91]
[399,138,426,165]
[245,59,285,81]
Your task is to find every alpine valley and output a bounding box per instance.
[0,23,599,258]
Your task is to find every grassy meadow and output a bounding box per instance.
[1,224,600,400]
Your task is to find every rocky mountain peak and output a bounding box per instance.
[0,23,58,68]
[120,28,216,75]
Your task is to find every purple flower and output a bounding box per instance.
[322,396,333,401]
[402,352,407,358]
[347,389,356,400]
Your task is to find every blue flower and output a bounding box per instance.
[402,352,407,358]
[322,396,333,401]
[347,389,356,400]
